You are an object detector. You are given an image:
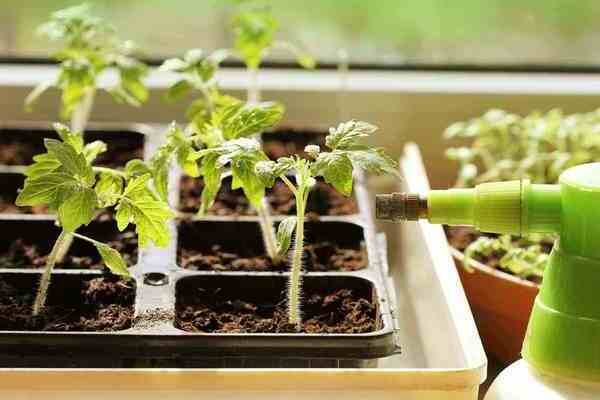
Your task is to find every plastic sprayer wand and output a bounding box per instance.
[376,162,600,382]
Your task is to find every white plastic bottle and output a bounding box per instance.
[486,360,600,399]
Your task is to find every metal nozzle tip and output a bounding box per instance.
[375,192,428,221]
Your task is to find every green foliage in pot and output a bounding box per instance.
[16,123,173,316]
[445,108,600,280]
[150,101,285,264]
[256,120,398,328]
[25,3,149,133]
[231,7,315,103]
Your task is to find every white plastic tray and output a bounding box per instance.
[0,143,486,400]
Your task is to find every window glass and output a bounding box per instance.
[1,0,598,67]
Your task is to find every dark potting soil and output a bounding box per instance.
[0,231,138,270]
[176,287,377,334]
[0,275,135,331]
[446,226,548,284]
[0,129,144,167]
[262,130,326,160]
[179,242,367,272]
[179,176,358,217]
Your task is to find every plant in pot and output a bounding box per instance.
[159,45,355,218]
[2,122,171,331]
[169,118,399,368]
[443,108,600,364]
[0,4,150,217]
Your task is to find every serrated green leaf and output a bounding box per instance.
[165,79,192,102]
[197,154,222,216]
[125,159,152,179]
[116,174,174,247]
[220,101,284,140]
[276,216,297,257]
[24,153,61,178]
[231,159,266,207]
[44,138,94,184]
[95,173,123,207]
[347,148,399,177]
[83,140,107,163]
[232,10,277,69]
[54,122,84,150]
[95,243,131,277]
[326,120,377,151]
[58,187,97,232]
[16,172,78,206]
[312,151,354,196]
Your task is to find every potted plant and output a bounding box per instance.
[442,108,600,363]
[0,122,171,331]
[0,4,151,220]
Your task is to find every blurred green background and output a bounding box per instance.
[1,0,599,66]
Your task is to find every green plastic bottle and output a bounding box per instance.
[376,162,600,399]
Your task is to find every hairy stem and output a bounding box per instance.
[288,191,306,329]
[247,66,260,105]
[70,88,95,134]
[256,198,281,265]
[33,229,72,316]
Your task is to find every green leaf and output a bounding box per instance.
[312,151,354,196]
[165,79,192,102]
[16,172,78,206]
[24,153,61,178]
[220,101,284,140]
[326,120,377,151]
[231,159,266,207]
[54,122,84,150]
[44,138,94,184]
[347,148,399,177]
[58,187,97,232]
[125,159,152,178]
[276,216,297,257]
[197,154,222,216]
[95,173,123,207]
[116,174,174,247]
[83,140,107,163]
[232,10,278,69]
[95,243,131,277]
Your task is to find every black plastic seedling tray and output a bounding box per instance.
[0,122,399,368]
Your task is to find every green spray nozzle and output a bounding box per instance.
[376,162,600,381]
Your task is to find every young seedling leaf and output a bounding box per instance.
[276,216,297,257]
[232,9,277,69]
[58,187,97,232]
[219,101,284,140]
[312,151,354,196]
[16,172,78,206]
[325,120,377,151]
[95,173,123,207]
[95,242,131,277]
[83,140,107,163]
[44,138,94,184]
[116,174,174,247]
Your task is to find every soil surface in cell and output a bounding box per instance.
[176,287,377,333]
[179,241,367,272]
[0,131,143,167]
[0,231,138,270]
[0,275,135,331]
[262,130,326,160]
[179,177,358,217]
[446,226,548,284]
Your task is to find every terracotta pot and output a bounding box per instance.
[453,254,539,365]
